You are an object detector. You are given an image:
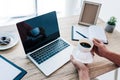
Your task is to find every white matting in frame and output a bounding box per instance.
[78,1,101,26]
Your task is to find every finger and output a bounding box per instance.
[91,45,96,52]
[93,39,102,47]
[91,45,95,52]
[70,55,76,64]
[91,50,95,56]
[90,46,94,56]
[93,38,101,43]
[70,55,79,68]
[70,55,74,61]
[70,55,80,66]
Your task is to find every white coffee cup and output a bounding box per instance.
[78,38,93,52]
[72,38,94,63]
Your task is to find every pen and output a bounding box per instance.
[76,31,88,38]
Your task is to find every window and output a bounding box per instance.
[0,0,35,18]
[0,0,82,25]
[37,0,82,17]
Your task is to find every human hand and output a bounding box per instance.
[70,55,90,80]
[92,38,109,57]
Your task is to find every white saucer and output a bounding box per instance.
[72,47,93,63]
[0,33,19,50]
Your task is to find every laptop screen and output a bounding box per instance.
[16,11,60,53]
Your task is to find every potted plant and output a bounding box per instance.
[105,16,117,33]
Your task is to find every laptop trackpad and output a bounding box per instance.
[38,46,72,76]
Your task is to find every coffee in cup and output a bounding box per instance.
[80,42,91,48]
[78,38,93,52]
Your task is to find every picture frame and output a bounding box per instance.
[78,1,101,26]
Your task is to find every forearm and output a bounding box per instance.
[103,51,120,66]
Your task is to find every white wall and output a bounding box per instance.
[87,0,120,31]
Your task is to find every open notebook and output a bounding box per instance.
[72,25,108,44]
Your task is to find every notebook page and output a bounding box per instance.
[0,58,21,80]
[72,25,89,40]
[89,25,107,43]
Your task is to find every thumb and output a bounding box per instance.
[70,55,74,62]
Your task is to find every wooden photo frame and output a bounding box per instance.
[78,1,101,26]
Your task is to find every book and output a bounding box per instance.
[72,25,108,44]
[0,55,27,80]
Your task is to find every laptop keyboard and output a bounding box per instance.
[30,39,70,64]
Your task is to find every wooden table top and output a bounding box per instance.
[0,15,120,80]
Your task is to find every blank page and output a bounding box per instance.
[72,25,89,40]
[0,57,21,80]
[89,25,107,43]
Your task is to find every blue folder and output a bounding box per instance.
[0,55,27,80]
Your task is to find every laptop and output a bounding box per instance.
[16,11,73,76]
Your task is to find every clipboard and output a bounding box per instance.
[0,55,27,80]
